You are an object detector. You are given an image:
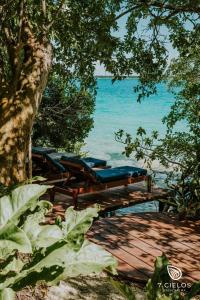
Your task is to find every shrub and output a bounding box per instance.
[112,254,200,300]
[0,184,117,299]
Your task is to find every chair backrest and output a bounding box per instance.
[47,152,79,162]
[32,146,55,155]
[45,153,66,173]
[60,156,99,183]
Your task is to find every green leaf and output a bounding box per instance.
[23,200,62,249]
[23,210,63,250]
[145,254,173,300]
[0,258,24,276]
[0,222,32,259]
[0,186,116,293]
[27,176,47,183]
[0,184,51,227]
[184,281,200,300]
[110,278,136,300]
[62,205,100,248]
[54,241,118,281]
[0,288,15,300]
[1,240,117,290]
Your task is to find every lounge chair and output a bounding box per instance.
[32,146,109,179]
[49,156,152,208]
[32,146,56,176]
[32,146,78,178]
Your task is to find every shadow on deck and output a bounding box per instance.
[88,212,200,283]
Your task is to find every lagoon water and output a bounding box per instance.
[83,78,180,213]
[84,78,177,168]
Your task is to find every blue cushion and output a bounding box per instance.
[95,166,147,183]
[45,153,66,173]
[48,152,79,162]
[60,156,98,179]
[32,146,55,155]
[82,157,107,168]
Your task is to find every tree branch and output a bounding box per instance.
[41,0,46,18]
[115,1,200,21]
[46,0,66,31]
[115,4,142,21]
[18,0,25,43]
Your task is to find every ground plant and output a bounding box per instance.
[112,255,200,300]
[0,184,117,299]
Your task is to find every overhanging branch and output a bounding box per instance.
[46,0,67,31]
[115,1,200,21]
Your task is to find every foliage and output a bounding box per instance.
[0,184,117,299]
[1,1,200,185]
[1,1,200,95]
[110,278,136,300]
[115,42,200,218]
[32,74,95,152]
[111,254,200,300]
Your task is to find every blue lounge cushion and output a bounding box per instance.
[60,157,146,183]
[82,157,107,168]
[32,146,55,155]
[95,166,147,183]
[48,152,79,162]
[60,156,98,179]
[45,153,66,173]
[61,156,107,168]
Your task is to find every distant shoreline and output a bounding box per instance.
[95,75,138,79]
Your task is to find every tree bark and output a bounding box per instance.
[0,34,52,186]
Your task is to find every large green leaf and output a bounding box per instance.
[1,240,117,290]
[23,203,63,249]
[110,278,136,300]
[54,240,118,281]
[0,258,24,276]
[0,288,15,300]
[184,281,200,300]
[0,184,51,227]
[0,223,32,259]
[62,205,100,248]
[0,187,117,294]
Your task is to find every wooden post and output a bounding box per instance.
[49,189,55,202]
[72,190,79,209]
[147,175,152,193]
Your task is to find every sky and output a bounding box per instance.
[95,13,178,76]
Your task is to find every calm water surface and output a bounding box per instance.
[84,78,183,214]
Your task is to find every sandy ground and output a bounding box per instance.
[15,275,200,300]
[16,274,145,300]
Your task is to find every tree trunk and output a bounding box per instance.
[0,36,52,186]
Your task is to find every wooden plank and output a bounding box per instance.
[103,217,196,256]
[88,235,152,279]
[89,214,200,282]
[90,219,199,281]
[117,259,149,282]
[126,213,200,250]
[134,212,200,234]
[88,225,160,267]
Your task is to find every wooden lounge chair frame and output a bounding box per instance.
[32,152,69,180]
[32,151,109,180]
[48,159,152,209]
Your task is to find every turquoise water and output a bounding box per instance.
[84,78,183,214]
[84,78,178,170]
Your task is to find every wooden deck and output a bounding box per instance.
[45,183,167,222]
[88,212,200,283]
